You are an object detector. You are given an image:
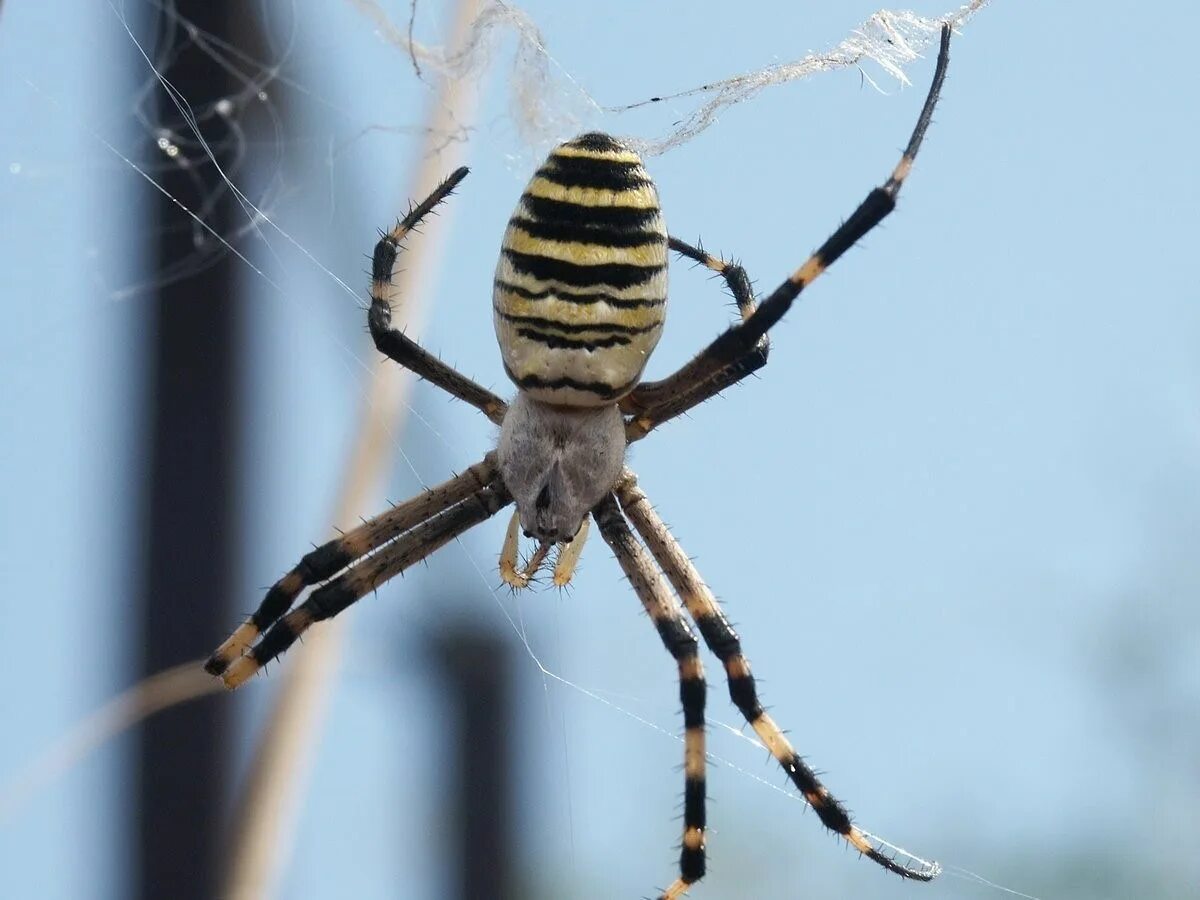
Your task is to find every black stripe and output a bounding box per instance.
[680,677,706,729]
[814,187,894,272]
[306,580,359,622]
[504,364,639,400]
[727,671,764,720]
[683,779,708,872]
[508,215,664,248]
[503,248,663,290]
[521,194,660,232]
[684,776,707,823]
[299,541,355,585]
[515,328,632,350]
[564,132,626,153]
[681,844,705,883]
[495,279,665,310]
[695,612,742,662]
[251,580,300,631]
[653,616,698,660]
[783,751,852,833]
[251,616,301,665]
[536,158,649,191]
[372,235,398,283]
[495,310,659,336]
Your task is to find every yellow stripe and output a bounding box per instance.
[524,176,659,209]
[210,621,259,669]
[749,711,795,764]
[789,255,826,286]
[494,293,662,333]
[503,226,667,268]
[684,726,706,778]
[551,145,642,164]
[222,655,260,689]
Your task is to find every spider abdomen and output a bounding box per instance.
[494,132,667,407]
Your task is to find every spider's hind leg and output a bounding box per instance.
[614,469,941,882]
[592,493,707,900]
[220,481,512,689]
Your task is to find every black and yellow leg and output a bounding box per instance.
[614,470,940,881]
[625,25,952,438]
[218,482,512,689]
[369,167,509,426]
[592,495,707,899]
[205,454,499,676]
[624,237,769,441]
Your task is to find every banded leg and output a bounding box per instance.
[592,495,707,900]
[369,167,509,426]
[626,26,951,440]
[498,510,553,588]
[614,470,940,881]
[624,237,769,441]
[205,454,499,676]
[217,482,512,689]
[499,512,591,589]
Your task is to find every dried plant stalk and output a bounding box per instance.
[0,662,220,823]
[219,2,484,897]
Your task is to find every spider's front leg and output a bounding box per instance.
[627,25,952,442]
[498,510,591,588]
[205,455,504,685]
[368,166,509,426]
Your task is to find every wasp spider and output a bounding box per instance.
[207,26,952,898]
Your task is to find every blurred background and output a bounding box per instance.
[1,1,1197,898]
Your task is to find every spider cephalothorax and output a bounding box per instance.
[497,394,624,544]
[205,27,954,900]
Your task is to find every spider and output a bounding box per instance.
[206,26,952,899]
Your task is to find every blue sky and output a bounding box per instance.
[2,2,1198,899]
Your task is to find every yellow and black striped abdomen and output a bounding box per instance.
[494,133,667,407]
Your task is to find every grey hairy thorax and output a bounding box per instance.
[496,393,625,543]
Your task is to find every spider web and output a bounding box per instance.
[3,1,1112,898]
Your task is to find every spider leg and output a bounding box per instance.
[552,514,590,587]
[219,480,512,689]
[622,237,768,441]
[500,510,591,588]
[614,469,941,881]
[625,25,952,441]
[369,167,509,426]
[592,494,707,900]
[498,510,553,588]
[204,453,500,677]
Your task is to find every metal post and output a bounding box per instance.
[432,624,516,900]
[134,3,250,897]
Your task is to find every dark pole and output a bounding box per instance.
[134,3,250,897]
[432,624,516,900]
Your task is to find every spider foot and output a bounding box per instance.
[656,877,694,900]
[499,510,551,589]
[204,621,259,676]
[552,516,589,587]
